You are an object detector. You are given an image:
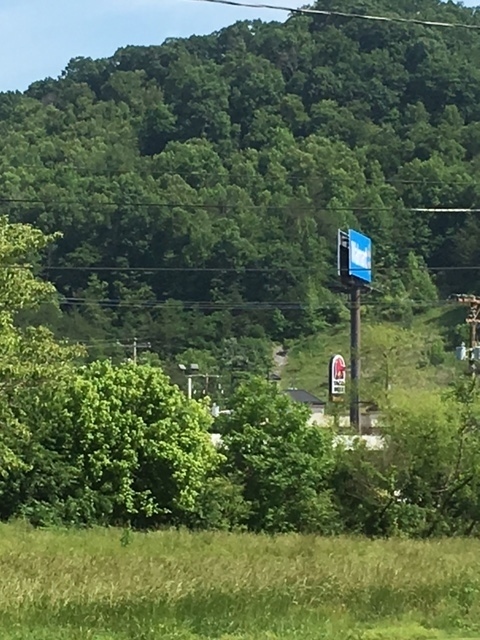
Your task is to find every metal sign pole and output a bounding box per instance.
[337,228,372,433]
[350,286,361,433]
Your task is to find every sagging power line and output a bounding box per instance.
[57,297,456,311]
[192,0,480,30]
[2,260,480,277]
[2,164,480,188]
[0,197,479,215]
[0,198,421,211]
[39,265,480,274]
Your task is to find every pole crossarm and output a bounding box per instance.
[451,295,480,326]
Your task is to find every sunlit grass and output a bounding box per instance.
[0,523,479,638]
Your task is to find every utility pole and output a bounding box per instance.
[452,295,480,376]
[350,286,361,433]
[118,338,151,364]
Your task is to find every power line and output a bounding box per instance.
[0,197,395,211]
[413,208,480,213]
[1,164,478,187]
[2,197,480,214]
[0,197,401,211]
[57,296,456,310]
[2,261,480,276]
[0,263,477,276]
[64,337,153,347]
[42,265,328,273]
[59,298,310,309]
[39,264,480,274]
[192,0,480,30]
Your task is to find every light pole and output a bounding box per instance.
[178,363,198,400]
[178,364,220,401]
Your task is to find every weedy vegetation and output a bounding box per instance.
[1,523,480,639]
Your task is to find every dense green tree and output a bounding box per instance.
[0,217,79,500]
[332,381,480,538]
[5,361,219,527]
[218,377,340,533]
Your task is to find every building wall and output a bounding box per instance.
[307,406,326,426]
[308,409,381,430]
[311,414,349,428]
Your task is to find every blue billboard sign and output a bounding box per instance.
[348,229,372,283]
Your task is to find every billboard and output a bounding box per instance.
[348,229,372,284]
[329,354,347,399]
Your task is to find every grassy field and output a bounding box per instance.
[1,524,480,639]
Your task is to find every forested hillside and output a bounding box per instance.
[1,0,480,365]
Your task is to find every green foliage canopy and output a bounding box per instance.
[219,377,339,533]
[4,361,219,527]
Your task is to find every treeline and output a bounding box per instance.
[9,360,480,538]
[0,214,473,537]
[1,0,480,361]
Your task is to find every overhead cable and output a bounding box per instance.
[192,0,480,30]
[39,264,480,273]
[2,165,480,187]
[1,197,480,214]
[57,297,456,310]
[0,263,480,274]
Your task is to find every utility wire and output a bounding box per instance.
[70,337,153,347]
[0,263,476,275]
[0,197,402,210]
[0,197,478,214]
[61,336,149,344]
[57,297,457,310]
[0,197,397,211]
[37,264,480,274]
[0,262,479,275]
[192,0,480,30]
[2,165,479,187]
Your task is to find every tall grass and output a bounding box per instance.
[0,523,479,638]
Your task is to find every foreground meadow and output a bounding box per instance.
[0,524,480,639]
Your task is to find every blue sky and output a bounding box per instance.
[0,0,477,93]
[0,0,306,92]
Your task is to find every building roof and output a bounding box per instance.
[285,388,326,405]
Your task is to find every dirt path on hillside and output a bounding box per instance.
[272,345,289,379]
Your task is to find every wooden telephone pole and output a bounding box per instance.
[118,338,151,364]
[451,294,480,375]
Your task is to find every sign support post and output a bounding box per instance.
[337,228,372,434]
[350,286,361,433]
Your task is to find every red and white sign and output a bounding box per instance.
[329,354,347,397]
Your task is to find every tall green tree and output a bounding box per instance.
[6,361,220,527]
[0,216,79,495]
[219,377,339,533]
